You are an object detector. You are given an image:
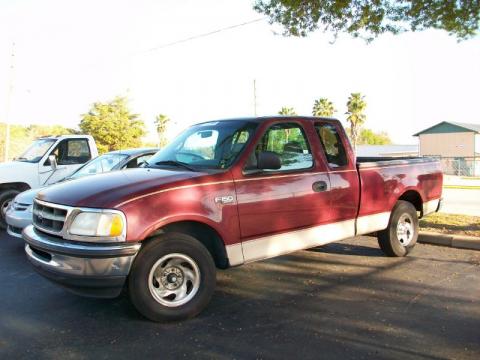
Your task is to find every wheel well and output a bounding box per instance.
[0,182,30,193]
[398,190,423,215]
[149,221,229,269]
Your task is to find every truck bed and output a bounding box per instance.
[356,156,438,169]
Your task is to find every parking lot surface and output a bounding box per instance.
[1,232,479,359]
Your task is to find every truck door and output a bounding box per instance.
[39,138,92,185]
[313,122,360,225]
[233,121,332,262]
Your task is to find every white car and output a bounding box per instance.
[0,135,98,229]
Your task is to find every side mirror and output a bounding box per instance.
[48,155,57,170]
[257,151,281,170]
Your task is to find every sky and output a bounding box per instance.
[1,0,479,144]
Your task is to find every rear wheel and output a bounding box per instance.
[128,232,216,322]
[378,200,419,257]
[0,189,20,230]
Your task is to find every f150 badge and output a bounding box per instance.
[214,195,235,204]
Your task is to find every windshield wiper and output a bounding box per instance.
[154,160,196,172]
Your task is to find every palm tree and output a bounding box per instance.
[154,114,170,148]
[345,93,367,151]
[278,107,297,116]
[312,98,336,117]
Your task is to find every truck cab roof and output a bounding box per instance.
[195,116,339,126]
[37,134,95,140]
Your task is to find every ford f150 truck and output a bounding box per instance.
[22,117,443,322]
[0,135,98,229]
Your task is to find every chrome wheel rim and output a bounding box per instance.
[396,213,414,246]
[148,253,200,307]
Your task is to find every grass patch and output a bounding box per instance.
[420,213,480,237]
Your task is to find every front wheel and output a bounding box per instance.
[0,189,20,230]
[378,200,419,257]
[128,232,216,322]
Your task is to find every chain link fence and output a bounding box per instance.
[433,156,480,177]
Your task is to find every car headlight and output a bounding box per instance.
[68,211,126,241]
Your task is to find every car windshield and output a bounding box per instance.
[147,120,258,170]
[69,153,128,179]
[16,139,56,163]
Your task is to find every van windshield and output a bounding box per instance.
[147,120,258,170]
[16,139,56,163]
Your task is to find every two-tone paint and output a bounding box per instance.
[35,117,443,269]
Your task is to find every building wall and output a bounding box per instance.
[476,134,480,155]
[419,132,475,157]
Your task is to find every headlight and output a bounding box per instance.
[68,211,126,241]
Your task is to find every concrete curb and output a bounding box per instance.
[418,231,480,251]
[443,185,480,190]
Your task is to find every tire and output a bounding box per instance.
[378,200,419,257]
[0,189,20,230]
[128,232,216,322]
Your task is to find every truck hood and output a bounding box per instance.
[0,161,37,185]
[36,168,209,208]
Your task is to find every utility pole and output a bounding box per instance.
[4,42,15,162]
[253,79,257,117]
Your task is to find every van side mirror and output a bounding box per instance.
[257,151,281,170]
[48,155,57,170]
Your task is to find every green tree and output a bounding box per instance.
[346,93,367,151]
[278,107,297,115]
[312,98,336,117]
[357,128,392,145]
[79,96,146,153]
[254,0,480,41]
[154,114,170,148]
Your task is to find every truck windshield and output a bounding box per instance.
[147,120,258,170]
[69,153,128,179]
[16,139,56,163]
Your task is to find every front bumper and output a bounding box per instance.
[6,208,32,238]
[23,225,141,298]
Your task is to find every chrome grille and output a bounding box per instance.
[33,200,68,234]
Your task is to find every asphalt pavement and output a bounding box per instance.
[1,231,480,359]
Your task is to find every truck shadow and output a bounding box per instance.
[308,240,385,257]
[1,235,479,359]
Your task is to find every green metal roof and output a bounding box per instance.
[413,121,480,136]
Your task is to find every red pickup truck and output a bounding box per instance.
[23,117,443,321]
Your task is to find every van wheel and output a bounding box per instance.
[378,200,419,257]
[0,190,20,230]
[128,232,216,322]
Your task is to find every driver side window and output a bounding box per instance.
[45,139,90,166]
[245,123,313,172]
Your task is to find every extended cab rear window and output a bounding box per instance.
[315,123,348,168]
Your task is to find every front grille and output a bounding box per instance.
[12,202,30,211]
[33,201,68,234]
[7,225,22,235]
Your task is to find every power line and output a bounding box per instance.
[142,17,265,54]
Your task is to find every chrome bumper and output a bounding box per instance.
[23,225,141,298]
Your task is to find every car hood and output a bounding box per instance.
[36,168,210,208]
[15,187,45,206]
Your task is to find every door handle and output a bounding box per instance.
[312,181,328,192]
